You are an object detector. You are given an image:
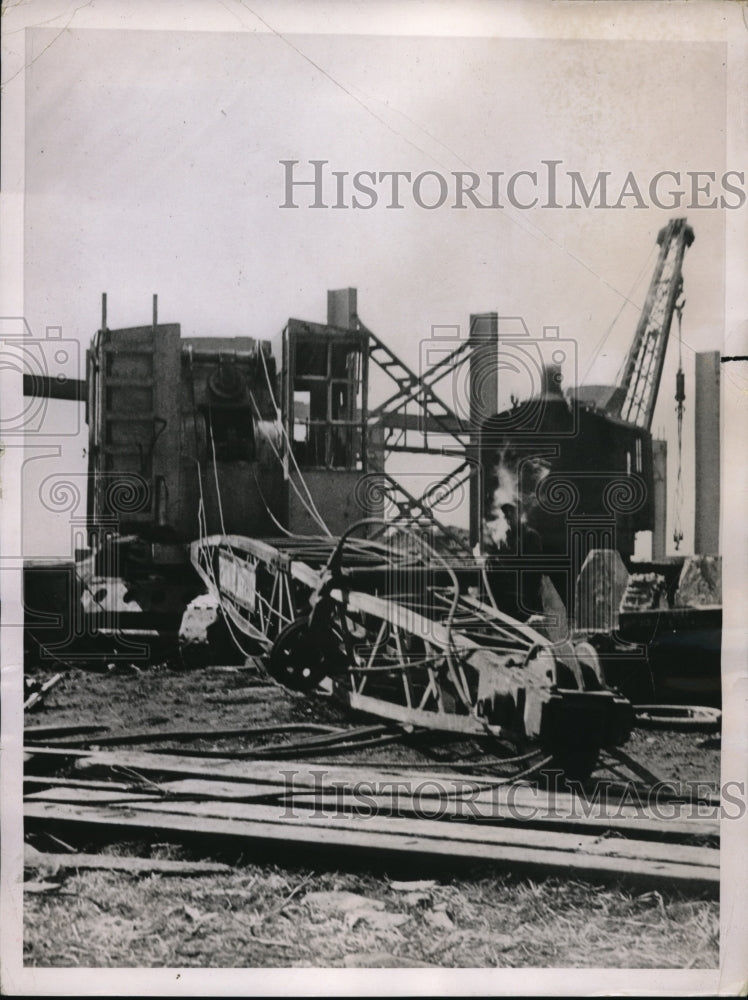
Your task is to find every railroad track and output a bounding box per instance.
[24,738,719,894]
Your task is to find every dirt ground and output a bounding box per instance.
[21,660,721,969]
[24,660,722,782]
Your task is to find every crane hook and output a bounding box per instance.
[672,298,686,551]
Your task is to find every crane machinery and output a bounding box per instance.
[181,218,710,770]
[473,218,720,705]
[23,287,636,780]
[605,218,694,431]
[24,218,715,729]
[478,218,695,593]
[595,217,693,551]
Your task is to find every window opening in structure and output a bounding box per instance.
[291,337,364,470]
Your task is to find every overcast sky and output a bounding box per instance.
[22,26,728,555]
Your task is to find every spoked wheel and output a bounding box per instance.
[267,617,347,692]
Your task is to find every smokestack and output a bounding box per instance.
[327,288,357,330]
[694,351,720,555]
[468,312,498,549]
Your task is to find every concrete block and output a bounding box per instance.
[675,555,722,607]
[574,548,629,632]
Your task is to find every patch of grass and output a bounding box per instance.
[24,861,718,969]
[24,662,721,969]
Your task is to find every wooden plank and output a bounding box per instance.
[29,742,718,812]
[24,770,289,803]
[24,846,230,876]
[43,722,342,749]
[27,743,715,831]
[24,673,64,712]
[23,801,719,890]
[71,749,721,825]
[348,692,485,735]
[67,747,536,791]
[21,772,718,838]
[25,746,92,761]
[25,788,162,805]
[32,746,495,797]
[148,778,718,839]
[102,798,718,869]
[25,724,109,740]
[157,779,297,801]
[24,776,139,792]
[72,749,494,792]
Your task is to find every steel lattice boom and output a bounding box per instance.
[609,218,694,430]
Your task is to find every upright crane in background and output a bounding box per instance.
[605,218,694,431]
[603,217,694,551]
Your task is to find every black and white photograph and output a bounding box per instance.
[1,1,746,994]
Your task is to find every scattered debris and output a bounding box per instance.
[398,893,431,908]
[106,662,142,676]
[346,909,410,932]
[23,880,61,895]
[389,879,438,893]
[24,845,231,877]
[39,832,77,854]
[24,673,64,712]
[303,890,385,913]
[634,705,721,732]
[204,688,286,704]
[423,910,455,931]
[182,903,215,924]
[675,555,722,607]
[620,573,668,613]
[178,594,244,670]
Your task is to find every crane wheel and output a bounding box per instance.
[267,617,346,692]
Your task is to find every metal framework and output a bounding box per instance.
[609,218,694,430]
[190,521,633,778]
[361,321,469,455]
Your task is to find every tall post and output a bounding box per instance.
[652,438,667,560]
[694,351,720,555]
[468,313,498,550]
